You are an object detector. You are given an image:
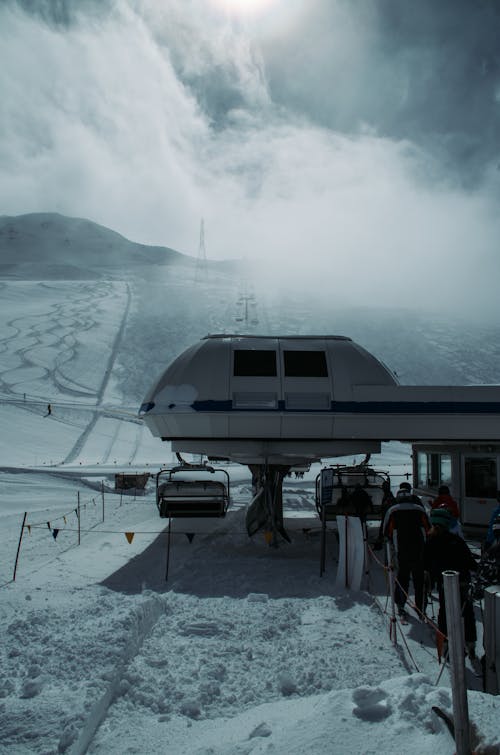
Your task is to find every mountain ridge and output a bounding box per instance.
[0,212,240,279]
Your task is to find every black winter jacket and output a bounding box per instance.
[383,498,430,560]
[423,530,477,587]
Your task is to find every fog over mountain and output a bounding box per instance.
[2,211,499,404]
[1,0,499,314]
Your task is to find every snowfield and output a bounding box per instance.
[1,259,499,754]
[2,478,500,755]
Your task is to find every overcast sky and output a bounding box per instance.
[1,0,499,310]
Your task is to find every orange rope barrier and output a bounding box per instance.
[366,542,448,669]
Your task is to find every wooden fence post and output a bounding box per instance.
[386,541,397,645]
[443,570,471,755]
[77,492,81,546]
[13,512,28,581]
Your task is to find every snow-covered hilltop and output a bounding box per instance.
[0,213,203,280]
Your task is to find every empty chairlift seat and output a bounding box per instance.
[156,465,230,518]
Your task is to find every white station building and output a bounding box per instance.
[140,334,500,528]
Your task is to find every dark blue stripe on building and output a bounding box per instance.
[190,400,500,414]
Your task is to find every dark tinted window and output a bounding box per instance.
[284,350,328,377]
[234,350,277,376]
[465,458,497,497]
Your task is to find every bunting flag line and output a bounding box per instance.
[125,532,135,544]
[186,533,195,544]
[52,529,59,540]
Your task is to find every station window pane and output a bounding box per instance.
[439,455,452,486]
[417,452,428,488]
[428,454,439,488]
[234,350,277,377]
[284,350,328,377]
[465,457,497,498]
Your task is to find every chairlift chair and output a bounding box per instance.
[315,464,390,577]
[156,464,230,518]
[315,465,390,521]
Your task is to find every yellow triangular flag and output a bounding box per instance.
[264,530,273,544]
[125,532,135,544]
[63,516,67,525]
[27,524,31,535]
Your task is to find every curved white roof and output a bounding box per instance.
[139,334,500,465]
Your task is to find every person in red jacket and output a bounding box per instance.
[431,485,459,518]
[430,485,463,537]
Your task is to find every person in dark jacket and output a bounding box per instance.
[383,483,430,618]
[423,507,478,658]
[399,480,422,503]
[348,484,373,521]
[373,480,395,550]
[480,502,500,587]
[485,493,500,550]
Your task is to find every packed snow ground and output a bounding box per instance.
[2,467,499,754]
[1,274,499,754]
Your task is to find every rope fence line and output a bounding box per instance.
[8,492,335,585]
[0,393,141,419]
[8,482,122,582]
[26,493,102,529]
[21,523,333,537]
[368,540,447,638]
[370,593,418,673]
[366,542,449,677]
[26,525,167,535]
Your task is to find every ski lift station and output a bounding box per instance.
[412,443,500,529]
[140,334,500,533]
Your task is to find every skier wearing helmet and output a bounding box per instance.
[423,508,478,658]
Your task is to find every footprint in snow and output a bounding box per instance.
[352,686,391,721]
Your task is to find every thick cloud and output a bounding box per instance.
[0,0,499,314]
[260,0,500,186]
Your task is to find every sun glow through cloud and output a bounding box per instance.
[212,0,278,16]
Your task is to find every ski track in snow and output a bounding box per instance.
[0,284,103,400]
[63,282,132,464]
